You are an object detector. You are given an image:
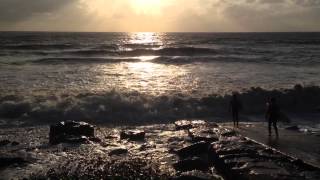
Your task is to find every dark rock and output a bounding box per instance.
[49,121,95,145]
[174,170,223,180]
[176,141,211,158]
[173,157,209,172]
[220,129,237,137]
[0,101,31,118]
[189,128,219,143]
[0,157,27,168]
[109,148,128,156]
[285,125,300,131]
[209,130,320,180]
[63,136,90,144]
[175,120,193,130]
[0,140,11,147]
[120,130,145,141]
[11,141,19,146]
[89,137,102,143]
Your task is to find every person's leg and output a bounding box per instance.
[268,120,272,136]
[273,120,279,137]
[232,111,236,127]
[236,111,239,127]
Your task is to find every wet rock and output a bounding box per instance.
[175,120,193,130]
[189,128,219,143]
[49,121,95,145]
[109,147,128,156]
[89,137,102,143]
[11,141,19,146]
[62,136,90,144]
[220,129,237,137]
[120,130,145,141]
[190,120,208,127]
[0,156,27,168]
[0,140,11,147]
[209,130,320,180]
[173,157,209,172]
[285,125,300,131]
[176,141,211,158]
[174,170,223,180]
[0,101,31,118]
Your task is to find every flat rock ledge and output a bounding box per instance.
[0,120,319,179]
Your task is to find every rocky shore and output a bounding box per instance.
[1,120,320,179]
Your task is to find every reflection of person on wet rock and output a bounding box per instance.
[266,97,279,137]
[229,94,242,128]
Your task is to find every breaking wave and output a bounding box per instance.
[31,57,140,64]
[0,85,319,125]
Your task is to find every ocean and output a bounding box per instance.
[1,32,320,125]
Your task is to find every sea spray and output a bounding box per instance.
[0,85,319,125]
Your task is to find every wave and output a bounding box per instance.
[57,47,216,57]
[123,47,217,56]
[30,57,141,64]
[0,44,78,50]
[123,43,162,49]
[0,85,319,125]
[1,47,217,57]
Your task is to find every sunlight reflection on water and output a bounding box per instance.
[128,32,164,46]
[96,62,193,95]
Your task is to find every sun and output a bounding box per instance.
[131,0,163,14]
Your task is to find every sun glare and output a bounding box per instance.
[131,0,163,14]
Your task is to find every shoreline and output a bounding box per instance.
[1,120,319,179]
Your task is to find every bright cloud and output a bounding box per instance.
[0,0,319,32]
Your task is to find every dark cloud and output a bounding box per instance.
[292,0,320,6]
[0,0,78,22]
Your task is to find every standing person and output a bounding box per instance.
[229,94,242,128]
[266,97,279,137]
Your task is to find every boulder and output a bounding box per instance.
[109,147,128,156]
[173,157,209,172]
[189,128,219,143]
[11,141,19,146]
[49,121,95,145]
[0,156,27,168]
[120,130,145,141]
[220,129,237,137]
[0,140,11,147]
[0,140,20,147]
[175,120,193,130]
[176,141,211,158]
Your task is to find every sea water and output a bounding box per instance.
[1,32,320,124]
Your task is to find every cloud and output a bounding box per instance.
[0,0,319,32]
[0,0,79,22]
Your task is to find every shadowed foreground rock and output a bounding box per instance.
[120,130,145,141]
[49,121,95,144]
[0,120,319,179]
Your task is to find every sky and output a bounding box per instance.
[0,0,320,32]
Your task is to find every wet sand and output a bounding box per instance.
[222,122,320,168]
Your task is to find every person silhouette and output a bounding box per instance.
[266,97,279,137]
[229,94,242,128]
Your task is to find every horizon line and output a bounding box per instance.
[1,30,320,33]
